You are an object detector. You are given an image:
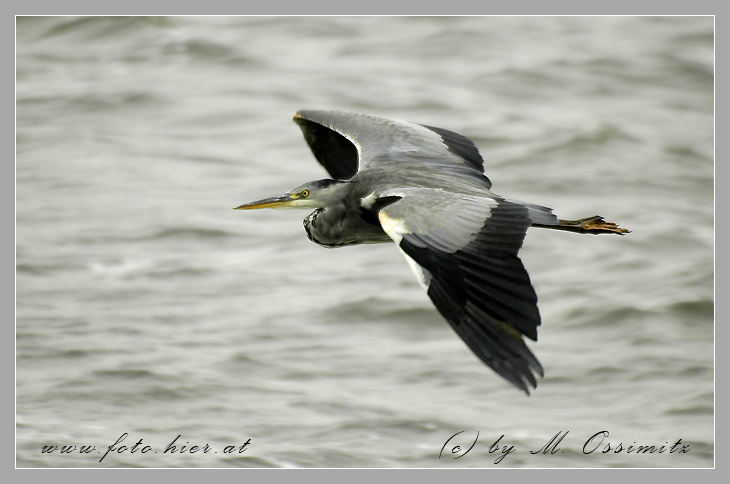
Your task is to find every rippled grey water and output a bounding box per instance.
[16,16,713,468]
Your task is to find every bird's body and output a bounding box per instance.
[236,110,628,394]
[303,169,488,247]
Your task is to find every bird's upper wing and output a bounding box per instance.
[293,110,491,188]
[376,188,544,394]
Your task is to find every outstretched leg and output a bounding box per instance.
[534,215,630,235]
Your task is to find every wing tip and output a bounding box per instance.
[293,109,321,123]
[293,110,312,122]
[499,351,544,396]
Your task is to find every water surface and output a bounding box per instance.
[16,16,714,468]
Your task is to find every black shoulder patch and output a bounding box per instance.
[371,195,401,212]
[359,196,401,227]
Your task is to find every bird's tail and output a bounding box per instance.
[534,215,630,235]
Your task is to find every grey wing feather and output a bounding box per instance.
[294,110,491,187]
[377,189,544,394]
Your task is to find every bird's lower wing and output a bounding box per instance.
[377,189,544,394]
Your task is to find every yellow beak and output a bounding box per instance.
[234,194,297,210]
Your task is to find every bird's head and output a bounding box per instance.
[234,179,350,211]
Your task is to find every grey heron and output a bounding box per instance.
[235,110,628,394]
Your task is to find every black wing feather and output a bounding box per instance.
[396,200,543,394]
[294,117,359,180]
[420,124,488,176]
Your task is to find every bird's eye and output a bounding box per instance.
[301,190,309,197]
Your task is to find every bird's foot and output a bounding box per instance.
[558,216,630,235]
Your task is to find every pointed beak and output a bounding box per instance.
[234,193,297,210]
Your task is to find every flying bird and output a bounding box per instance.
[235,110,628,394]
